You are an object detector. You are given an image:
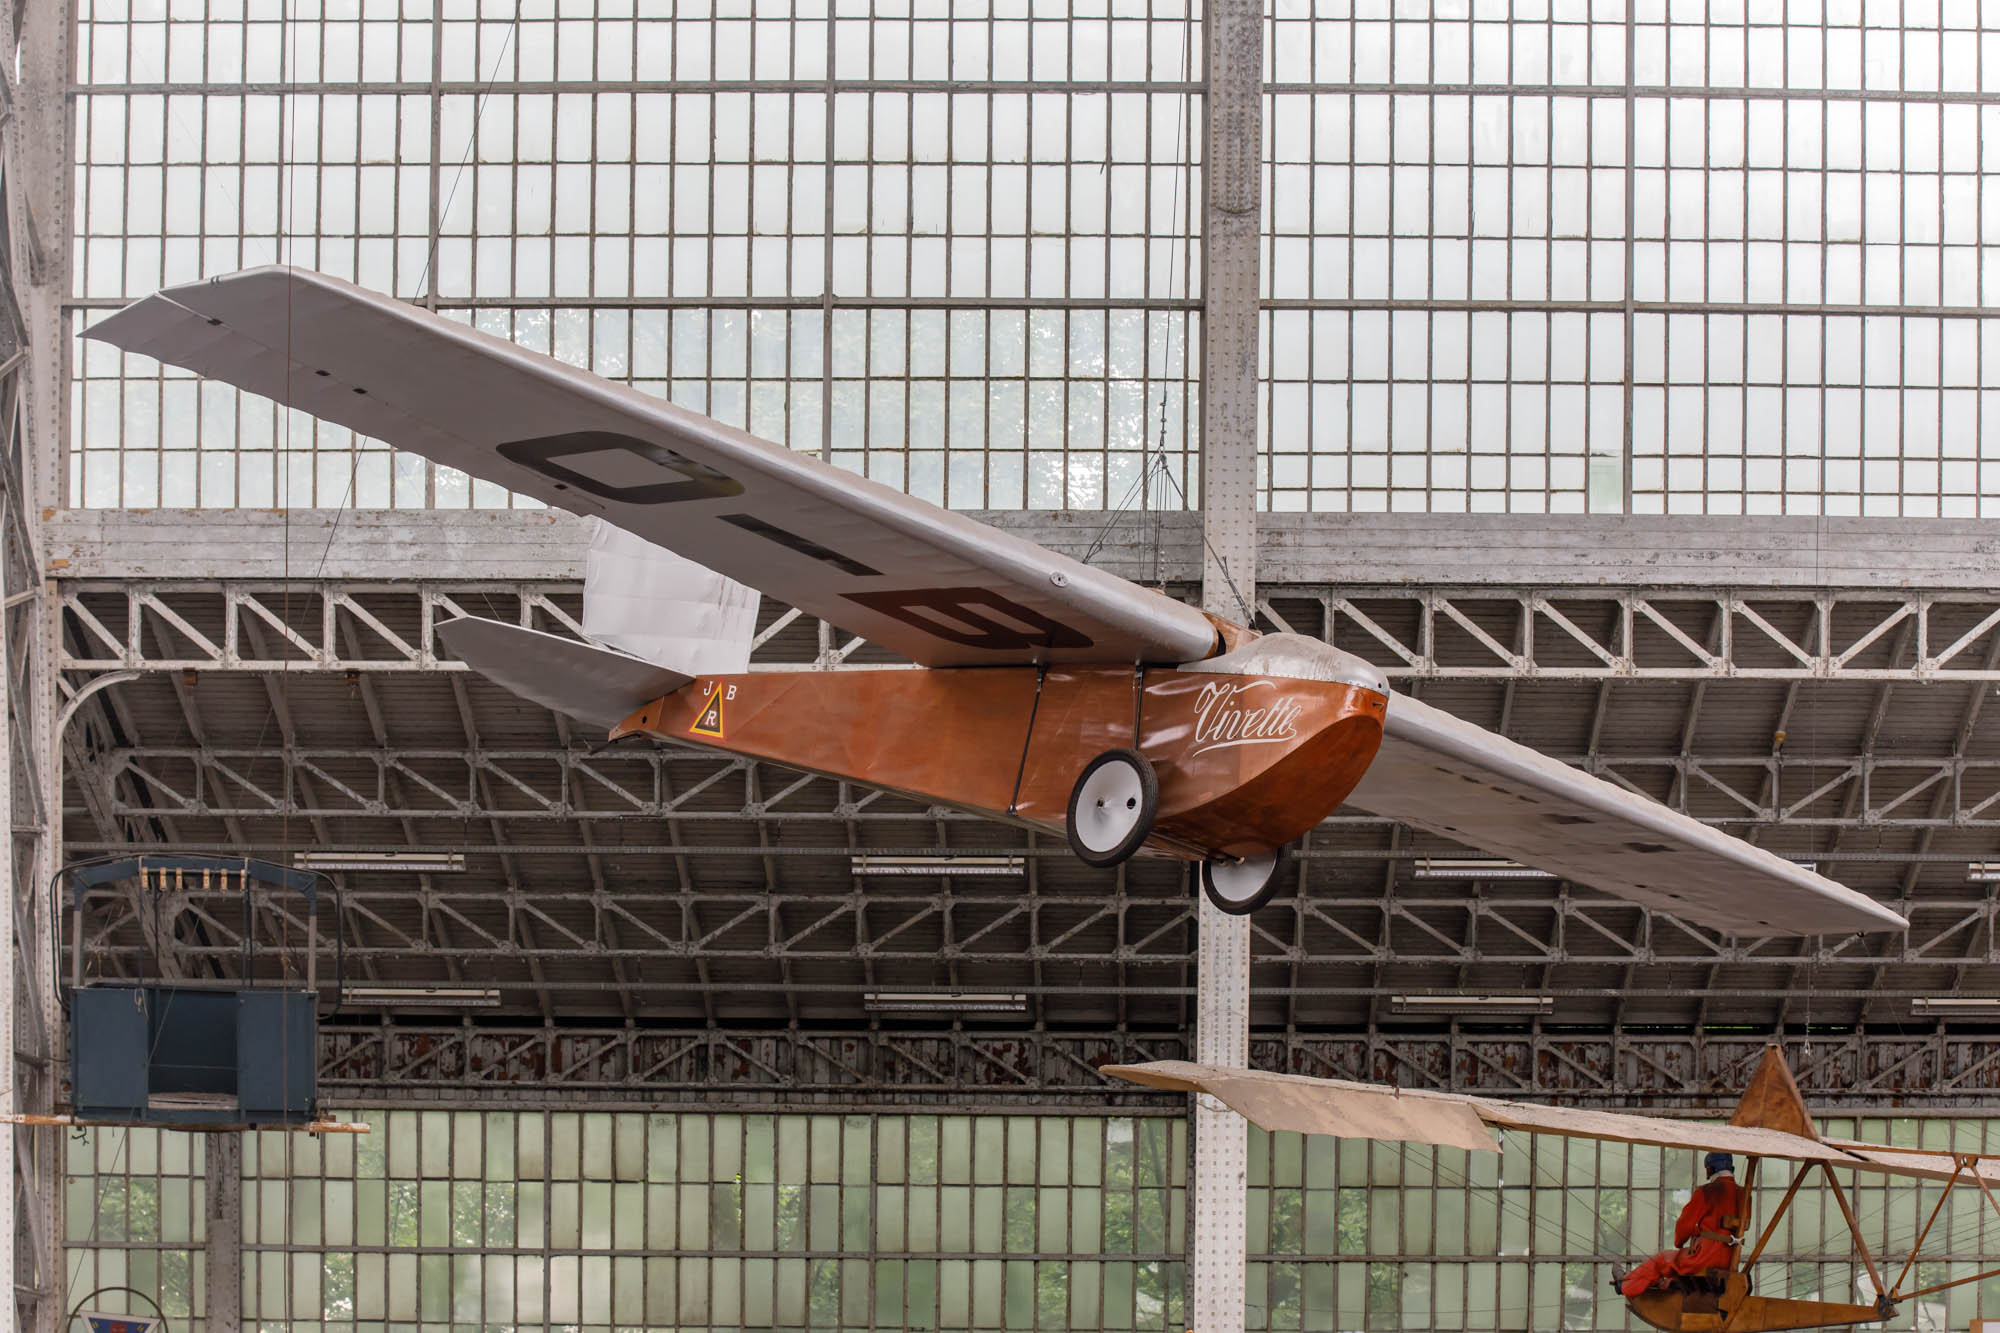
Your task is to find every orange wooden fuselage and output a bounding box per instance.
[613,667,1388,860]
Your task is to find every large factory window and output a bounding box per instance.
[65,1111,2000,1331]
[68,6,1998,515]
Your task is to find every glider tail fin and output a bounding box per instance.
[1727,1044,1819,1140]
[441,521,761,732]
[583,517,762,677]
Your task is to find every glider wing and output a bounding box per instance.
[1821,1141,2000,1185]
[1105,1061,2000,1188]
[1107,1060,1499,1153]
[1347,692,1907,936]
[85,268,1221,669]
[1102,1061,1859,1163]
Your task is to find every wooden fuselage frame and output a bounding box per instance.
[612,664,1388,860]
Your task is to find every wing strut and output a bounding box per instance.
[1889,1156,1963,1297]
[1884,1156,2000,1308]
[1737,1161,1812,1271]
[1817,1162,1885,1299]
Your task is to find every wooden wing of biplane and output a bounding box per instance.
[1102,1050,2000,1185]
[1349,693,1909,936]
[1103,1059,1858,1165]
[82,267,1221,670]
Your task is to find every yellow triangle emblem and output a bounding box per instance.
[689,685,726,739]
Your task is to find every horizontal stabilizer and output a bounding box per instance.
[1347,692,1907,937]
[437,617,691,731]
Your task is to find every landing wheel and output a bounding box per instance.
[1066,748,1159,867]
[1200,844,1292,914]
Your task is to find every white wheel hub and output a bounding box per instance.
[1072,759,1146,855]
[1206,850,1279,907]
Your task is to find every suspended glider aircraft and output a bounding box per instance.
[1107,1047,1999,1333]
[89,268,1907,933]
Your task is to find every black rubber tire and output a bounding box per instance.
[1200,843,1293,914]
[1065,748,1160,868]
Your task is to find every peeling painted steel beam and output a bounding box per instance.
[311,1024,2000,1107]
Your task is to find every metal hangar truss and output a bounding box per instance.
[39,508,2000,1105]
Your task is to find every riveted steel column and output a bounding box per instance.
[206,1134,244,1333]
[3,0,72,1324]
[1193,0,1262,1329]
[7,0,72,511]
[1198,0,1263,612]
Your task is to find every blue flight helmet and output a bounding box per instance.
[1703,1152,1734,1177]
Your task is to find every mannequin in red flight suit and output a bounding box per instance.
[1619,1154,1745,1299]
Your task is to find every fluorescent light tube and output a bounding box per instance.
[343,985,501,1008]
[862,991,1027,1014]
[1390,994,1555,1015]
[1912,997,2000,1015]
[851,855,1024,877]
[1411,859,1557,881]
[296,852,466,873]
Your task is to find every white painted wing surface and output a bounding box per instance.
[437,617,692,731]
[1346,692,1907,936]
[85,268,1220,669]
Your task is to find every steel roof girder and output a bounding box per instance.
[50,579,2000,680]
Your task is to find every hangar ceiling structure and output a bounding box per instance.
[43,507,2000,1105]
